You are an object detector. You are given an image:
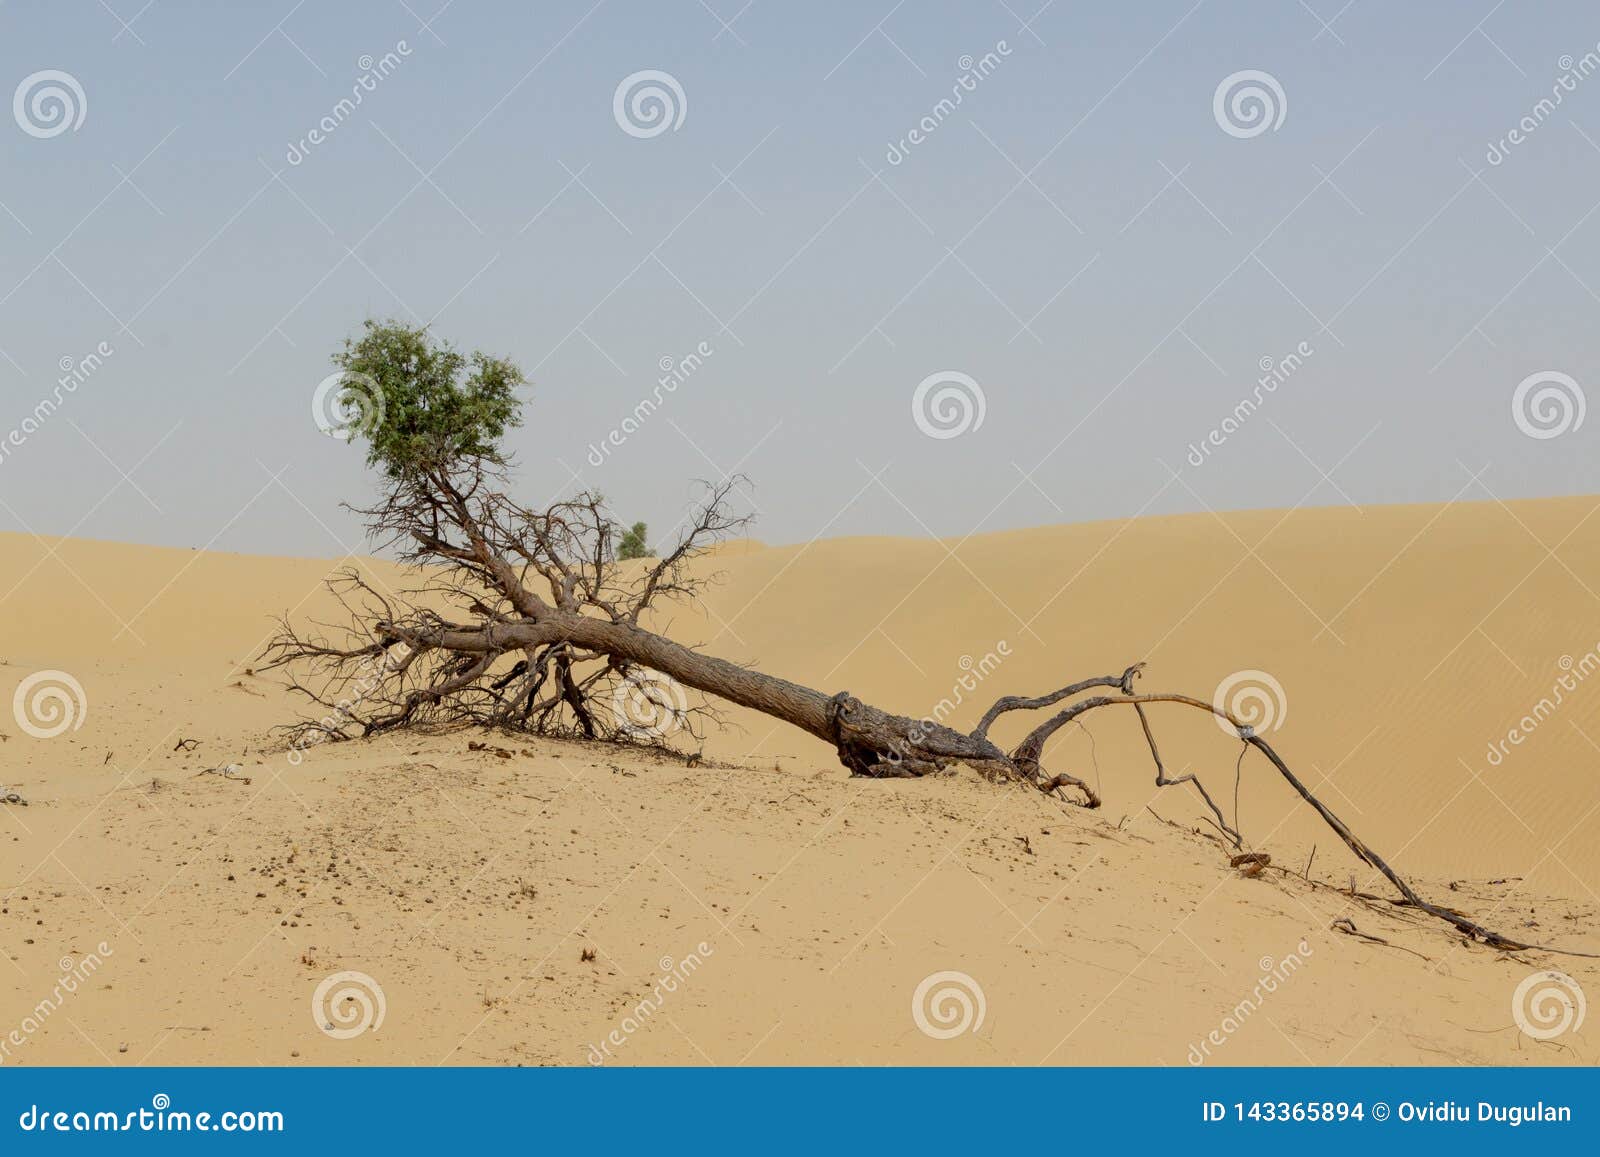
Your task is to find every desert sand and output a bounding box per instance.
[1,496,1597,1066]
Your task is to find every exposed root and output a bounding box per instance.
[1332,916,1433,962]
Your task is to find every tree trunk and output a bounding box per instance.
[386,609,1011,777]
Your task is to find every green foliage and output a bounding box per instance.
[617,521,651,560]
[333,319,525,476]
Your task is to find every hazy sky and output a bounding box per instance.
[2,0,1598,555]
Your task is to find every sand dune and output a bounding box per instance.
[1,497,1597,1065]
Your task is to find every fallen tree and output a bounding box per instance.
[265,320,1582,956]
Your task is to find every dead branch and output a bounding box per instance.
[1332,916,1433,961]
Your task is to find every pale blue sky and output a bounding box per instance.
[2,0,1597,554]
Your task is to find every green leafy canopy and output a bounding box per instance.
[333,319,525,476]
[617,521,651,560]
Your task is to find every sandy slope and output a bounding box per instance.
[1,497,1597,1066]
